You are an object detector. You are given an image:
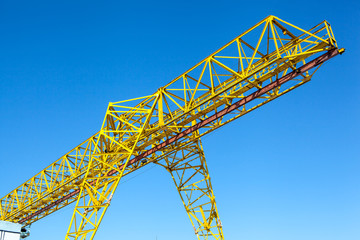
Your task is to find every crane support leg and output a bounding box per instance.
[63,132,142,240]
[64,94,160,240]
[156,138,224,240]
[64,164,121,240]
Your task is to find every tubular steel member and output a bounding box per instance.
[155,137,223,239]
[0,15,343,240]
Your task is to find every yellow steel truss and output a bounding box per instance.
[156,137,223,239]
[0,15,343,240]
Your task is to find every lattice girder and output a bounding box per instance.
[0,15,344,240]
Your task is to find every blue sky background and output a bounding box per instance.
[0,1,359,240]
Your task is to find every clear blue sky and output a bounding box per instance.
[0,1,359,240]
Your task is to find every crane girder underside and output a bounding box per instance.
[0,15,343,240]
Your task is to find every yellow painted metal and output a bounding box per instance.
[155,136,223,240]
[0,15,342,240]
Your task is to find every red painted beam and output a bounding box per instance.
[116,48,342,167]
[19,48,341,224]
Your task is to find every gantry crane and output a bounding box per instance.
[0,15,343,240]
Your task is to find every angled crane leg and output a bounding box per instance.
[157,138,224,240]
[64,95,159,240]
[64,134,149,240]
[64,164,122,240]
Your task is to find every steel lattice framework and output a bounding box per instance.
[0,15,343,240]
